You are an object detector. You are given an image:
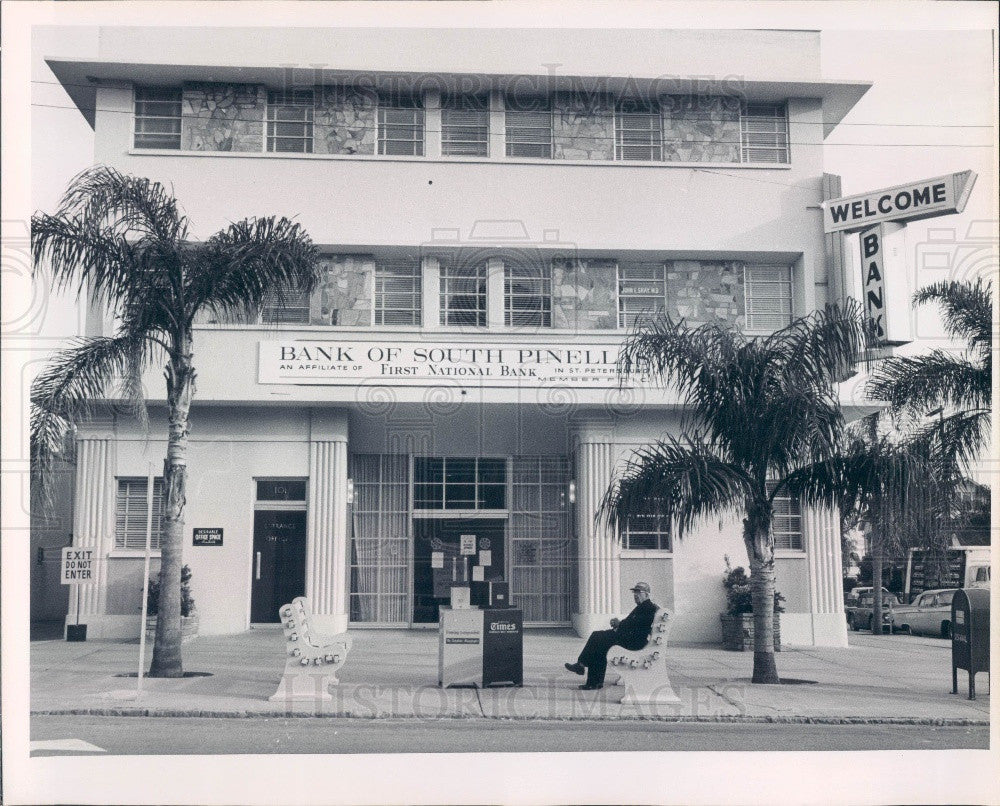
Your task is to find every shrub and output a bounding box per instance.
[723,555,785,616]
[146,564,195,617]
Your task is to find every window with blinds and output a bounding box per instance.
[378,98,425,156]
[744,265,793,333]
[740,103,789,163]
[620,508,672,551]
[768,482,803,551]
[261,285,311,324]
[618,262,667,328]
[266,89,314,153]
[441,96,489,157]
[375,259,422,325]
[504,263,552,327]
[115,477,164,550]
[505,96,552,158]
[615,100,662,161]
[439,262,487,327]
[134,87,182,149]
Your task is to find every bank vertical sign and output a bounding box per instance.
[859,225,887,342]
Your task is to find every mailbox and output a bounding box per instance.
[951,587,989,700]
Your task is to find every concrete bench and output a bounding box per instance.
[607,607,681,705]
[269,596,353,702]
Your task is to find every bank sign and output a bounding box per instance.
[258,340,628,387]
[822,171,977,234]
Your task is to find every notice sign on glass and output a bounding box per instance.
[460,535,477,555]
[193,528,223,547]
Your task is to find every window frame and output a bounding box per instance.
[133,86,183,150]
[740,102,790,164]
[440,95,490,157]
[374,258,423,326]
[265,89,315,154]
[619,506,672,552]
[744,264,794,334]
[768,481,804,552]
[413,457,507,511]
[260,284,311,325]
[505,96,553,159]
[115,476,165,551]
[504,262,552,328]
[377,97,425,156]
[614,100,663,161]
[617,262,668,329]
[439,261,488,327]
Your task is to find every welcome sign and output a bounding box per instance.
[258,340,631,387]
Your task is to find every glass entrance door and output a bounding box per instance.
[412,518,506,623]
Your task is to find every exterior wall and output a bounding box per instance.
[314,86,377,156]
[550,259,617,330]
[552,92,614,161]
[662,95,741,163]
[312,254,374,326]
[182,83,264,152]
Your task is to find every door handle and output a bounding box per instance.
[255,551,261,580]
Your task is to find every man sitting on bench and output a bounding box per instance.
[565,581,658,690]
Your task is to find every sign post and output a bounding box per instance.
[60,546,95,641]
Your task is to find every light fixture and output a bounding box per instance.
[346,478,354,505]
[568,480,576,505]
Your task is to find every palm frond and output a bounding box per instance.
[913,278,993,354]
[185,217,319,324]
[599,437,755,538]
[907,410,992,479]
[867,351,990,414]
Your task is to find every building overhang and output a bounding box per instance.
[47,56,871,138]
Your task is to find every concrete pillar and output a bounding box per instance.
[801,505,848,647]
[307,410,350,633]
[69,436,114,625]
[572,435,621,636]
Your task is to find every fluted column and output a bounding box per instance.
[306,409,350,633]
[69,437,114,621]
[572,440,621,636]
[802,505,848,646]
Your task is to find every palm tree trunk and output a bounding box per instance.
[745,508,779,684]
[149,336,195,678]
[870,536,884,636]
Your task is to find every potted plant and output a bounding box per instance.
[145,564,199,643]
[720,556,784,651]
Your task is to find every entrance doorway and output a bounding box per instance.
[412,518,505,624]
[250,510,307,623]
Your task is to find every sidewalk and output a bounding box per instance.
[30,628,989,724]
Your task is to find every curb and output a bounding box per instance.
[31,709,990,726]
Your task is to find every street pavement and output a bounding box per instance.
[30,626,990,724]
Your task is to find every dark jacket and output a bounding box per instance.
[616,598,658,650]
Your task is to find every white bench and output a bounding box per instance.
[269,596,353,702]
[607,607,681,705]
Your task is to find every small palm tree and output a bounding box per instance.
[31,166,320,677]
[600,302,872,683]
[867,279,992,474]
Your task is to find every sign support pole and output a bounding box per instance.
[137,463,155,696]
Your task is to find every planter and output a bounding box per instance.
[720,613,781,651]
[145,612,199,644]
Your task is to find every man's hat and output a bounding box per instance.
[630,582,651,593]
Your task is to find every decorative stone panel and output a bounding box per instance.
[551,258,617,329]
[661,95,741,163]
[313,255,374,326]
[182,83,264,152]
[314,87,377,156]
[665,260,745,328]
[552,92,615,161]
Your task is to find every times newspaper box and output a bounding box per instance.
[952,587,989,700]
[439,606,522,687]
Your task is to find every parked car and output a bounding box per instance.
[845,586,893,608]
[846,591,899,632]
[893,588,958,638]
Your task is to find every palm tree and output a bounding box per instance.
[600,302,872,683]
[31,166,320,677]
[867,279,992,475]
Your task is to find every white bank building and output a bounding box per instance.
[45,26,871,644]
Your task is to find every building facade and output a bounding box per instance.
[46,27,871,644]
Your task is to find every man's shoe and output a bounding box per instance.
[579,683,603,690]
[564,662,585,675]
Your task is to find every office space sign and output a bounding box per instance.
[258,340,627,387]
[822,171,977,234]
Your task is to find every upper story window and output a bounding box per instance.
[744,265,793,333]
[618,262,667,328]
[441,95,489,157]
[375,258,422,326]
[116,477,164,550]
[740,103,789,163]
[440,261,487,327]
[378,96,424,156]
[505,263,552,327]
[134,87,182,149]
[266,89,314,153]
[505,96,552,159]
[615,100,663,161]
[262,285,311,324]
[414,457,506,510]
[768,482,803,551]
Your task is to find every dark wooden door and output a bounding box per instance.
[251,510,307,623]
